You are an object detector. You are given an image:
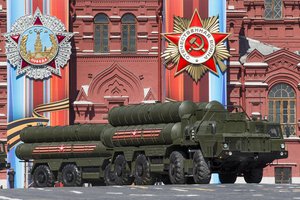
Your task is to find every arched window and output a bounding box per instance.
[94,14,109,53]
[121,14,136,53]
[268,83,296,136]
[264,0,282,19]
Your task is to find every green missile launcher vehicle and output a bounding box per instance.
[16,101,288,187]
[0,141,8,170]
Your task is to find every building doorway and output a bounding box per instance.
[275,167,292,184]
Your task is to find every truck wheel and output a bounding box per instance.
[169,151,186,184]
[104,163,116,186]
[161,175,171,185]
[244,168,263,183]
[114,155,133,185]
[33,165,55,187]
[219,173,237,184]
[62,164,82,187]
[193,150,211,184]
[134,154,154,185]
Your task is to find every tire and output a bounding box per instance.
[113,155,133,185]
[193,150,211,184]
[161,175,171,185]
[33,165,55,187]
[61,164,82,187]
[90,179,106,186]
[104,163,116,186]
[169,151,186,184]
[244,168,263,183]
[219,173,237,184]
[134,154,154,185]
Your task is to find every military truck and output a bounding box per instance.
[0,140,8,170]
[16,101,288,187]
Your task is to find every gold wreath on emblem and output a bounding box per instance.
[162,15,231,82]
[19,31,58,64]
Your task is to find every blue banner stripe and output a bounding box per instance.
[208,0,227,105]
[7,0,26,189]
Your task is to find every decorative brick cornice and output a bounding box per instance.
[244,0,264,6]
[74,53,158,63]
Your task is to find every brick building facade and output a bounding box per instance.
[227,0,300,183]
[70,0,163,124]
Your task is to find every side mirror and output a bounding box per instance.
[6,163,11,169]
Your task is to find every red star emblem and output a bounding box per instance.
[163,10,230,76]
[132,130,136,136]
[59,145,64,152]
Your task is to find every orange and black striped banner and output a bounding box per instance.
[7,98,69,150]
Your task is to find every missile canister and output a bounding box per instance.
[108,101,197,126]
[16,141,112,160]
[100,123,182,148]
[20,124,109,143]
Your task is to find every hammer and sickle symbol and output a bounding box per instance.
[187,35,206,53]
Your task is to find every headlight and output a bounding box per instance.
[223,143,228,149]
[280,144,285,149]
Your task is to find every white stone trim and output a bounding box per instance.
[292,177,300,184]
[0,62,7,66]
[83,35,93,39]
[82,50,94,53]
[144,88,150,98]
[151,31,159,34]
[0,82,7,86]
[73,101,93,105]
[251,112,261,116]
[76,15,93,19]
[109,16,121,19]
[110,36,121,39]
[137,15,156,19]
[151,47,158,50]
[148,52,158,55]
[229,81,241,86]
[142,100,157,104]
[271,162,297,166]
[110,50,121,52]
[226,10,247,13]
[104,96,129,98]
[0,113,5,117]
[137,50,149,52]
[229,61,241,66]
[137,35,148,39]
[245,82,268,86]
[228,5,235,10]
[237,177,300,184]
[0,179,7,189]
[244,62,268,67]
[82,85,89,96]
[284,136,300,141]
[229,48,236,51]
[73,31,80,34]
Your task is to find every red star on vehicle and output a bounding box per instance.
[59,145,64,152]
[163,10,230,76]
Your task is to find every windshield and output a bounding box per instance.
[267,125,281,138]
